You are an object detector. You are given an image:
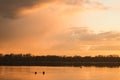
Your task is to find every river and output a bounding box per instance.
[0,66,120,80]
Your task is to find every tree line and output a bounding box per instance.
[0,54,120,67]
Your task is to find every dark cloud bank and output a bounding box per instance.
[0,0,56,18]
[0,0,107,18]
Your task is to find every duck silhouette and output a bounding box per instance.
[43,71,45,75]
[35,72,37,75]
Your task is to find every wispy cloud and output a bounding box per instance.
[56,27,120,42]
[63,0,108,10]
[51,27,120,51]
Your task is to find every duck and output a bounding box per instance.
[43,71,45,75]
[35,72,37,75]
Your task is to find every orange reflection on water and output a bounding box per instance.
[0,66,120,80]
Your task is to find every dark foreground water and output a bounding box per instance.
[0,66,120,80]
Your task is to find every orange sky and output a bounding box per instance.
[0,0,120,56]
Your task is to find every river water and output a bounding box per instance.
[0,66,120,80]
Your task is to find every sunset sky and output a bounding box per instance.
[1,0,120,56]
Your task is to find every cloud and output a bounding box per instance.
[90,45,120,51]
[0,0,108,18]
[0,0,111,54]
[0,0,57,18]
[56,27,120,42]
[0,0,109,42]
[63,0,108,10]
[51,27,120,51]
[72,28,120,41]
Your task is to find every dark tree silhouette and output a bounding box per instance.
[0,53,120,67]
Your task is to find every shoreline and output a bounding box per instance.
[1,62,120,68]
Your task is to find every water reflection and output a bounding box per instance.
[0,66,120,80]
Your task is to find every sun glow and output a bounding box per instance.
[71,5,120,32]
[82,10,120,32]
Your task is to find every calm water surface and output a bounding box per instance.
[0,66,120,80]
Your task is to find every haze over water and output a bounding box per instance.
[0,66,120,80]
